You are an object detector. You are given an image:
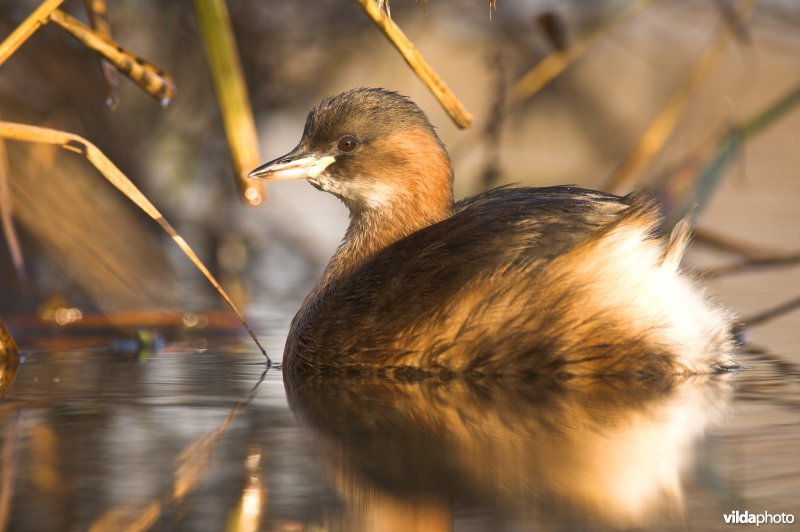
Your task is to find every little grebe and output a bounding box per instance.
[250,88,735,378]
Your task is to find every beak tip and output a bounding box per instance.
[247,165,268,180]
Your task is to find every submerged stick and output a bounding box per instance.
[0,121,270,364]
[0,0,65,66]
[48,9,176,106]
[193,0,265,206]
[357,0,474,129]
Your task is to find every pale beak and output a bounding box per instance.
[248,147,336,181]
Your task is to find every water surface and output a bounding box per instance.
[0,323,797,531]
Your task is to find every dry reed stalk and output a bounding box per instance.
[357,0,474,129]
[603,0,757,193]
[0,139,25,280]
[82,0,120,109]
[193,0,265,207]
[507,0,658,106]
[48,9,176,105]
[0,121,270,363]
[0,0,65,66]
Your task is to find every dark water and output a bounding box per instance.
[0,326,797,531]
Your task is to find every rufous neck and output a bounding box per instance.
[311,125,454,297]
[315,190,452,295]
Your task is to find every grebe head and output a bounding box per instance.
[249,88,453,220]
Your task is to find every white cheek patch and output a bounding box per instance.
[307,156,336,178]
[349,180,398,209]
[310,174,398,210]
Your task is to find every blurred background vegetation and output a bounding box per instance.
[0,0,797,349]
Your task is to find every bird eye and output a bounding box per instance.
[337,135,359,153]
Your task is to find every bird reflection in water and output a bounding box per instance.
[287,370,734,531]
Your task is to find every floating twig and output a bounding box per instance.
[48,9,176,106]
[82,0,120,109]
[193,0,265,206]
[357,0,474,129]
[0,121,270,364]
[603,0,756,194]
[0,0,65,66]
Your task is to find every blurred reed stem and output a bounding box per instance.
[736,82,800,139]
[452,0,658,172]
[193,0,265,207]
[357,0,474,129]
[741,295,800,328]
[604,0,757,194]
[696,251,800,278]
[664,80,800,228]
[694,227,780,259]
[507,0,658,106]
[82,0,120,109]
[0,139,25,281]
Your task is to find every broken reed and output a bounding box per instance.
[0,121,270,364]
